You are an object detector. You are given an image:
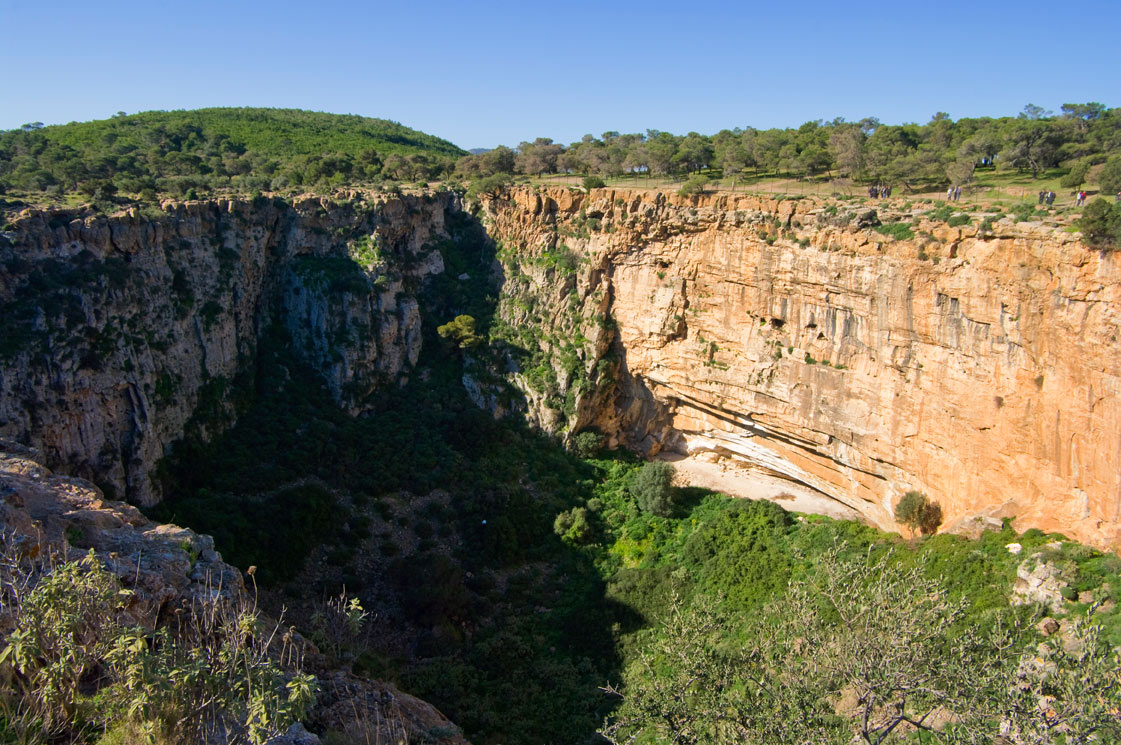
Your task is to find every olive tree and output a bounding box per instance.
[602,547,1121,745]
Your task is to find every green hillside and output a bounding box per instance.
[40,108,464,159]
[0,108,465,203]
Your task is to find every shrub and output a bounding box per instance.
[1060,161,1090,189]
[583,176,606,190]
[570,430,603,459]
[683,500,793,610]
[677,175,709,196]
[894,490,943,536]
[554,507,594,544]
[873,221,914,241]
[0,548,315,745]
[630,461,676,516]
[465,172,511,200]
[1098,154,1121,195]
[1078,198,1121,249]
[437,314,483,348]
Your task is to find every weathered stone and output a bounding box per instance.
[263,723,321,745]
[1036,617,1060,636]
[1012,555,1069,613]
[0,193,457,505]
[483,187,1121,551]
[947,515,1005,539]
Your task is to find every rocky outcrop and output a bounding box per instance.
[0,192,457,504]
[0,440,468,745]
[0,438,244,626]
[1012,547,1071,614]
[481,186,1121,549]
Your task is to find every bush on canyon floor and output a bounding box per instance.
[894,489,944,536]
[569,429,604,459]
[630,461,677,517]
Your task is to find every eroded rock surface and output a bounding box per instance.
[3,185,1119,550]
[0,438,243,625]
[0,192,456,504]
[482,186,1121,549]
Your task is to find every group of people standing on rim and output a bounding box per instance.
[946,186,963,201]
[1038,190,1057,206]
[868,185,892,198]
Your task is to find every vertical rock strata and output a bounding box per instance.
[482,187,1121,549]
[0,193,455,504]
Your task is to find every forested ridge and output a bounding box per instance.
[0,108,465,202]
[3,104,1121,207]
[460,103,1121,188]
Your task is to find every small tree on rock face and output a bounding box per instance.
[569,430,603,459]
[437,314,482,349]
[631,461,676,516]
[894,490,943,537]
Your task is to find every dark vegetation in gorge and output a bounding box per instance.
[143,201,1121,744]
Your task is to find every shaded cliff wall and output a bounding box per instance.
[482,186,1121,549]
[0,192,456,504]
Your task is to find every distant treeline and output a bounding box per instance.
[461,103,1121,191]
[2,104,1120,203]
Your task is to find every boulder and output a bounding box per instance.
[1012,554,1069,613]
[1036,617,1060,636]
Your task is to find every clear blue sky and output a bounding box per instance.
[2,0,1117,149]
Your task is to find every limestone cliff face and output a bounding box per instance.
[0,192,456,505]
[481,187,1121,549]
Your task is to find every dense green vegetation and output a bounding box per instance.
[456,103,1121,194]
[0,550,315,745]
[0,108,463,202]
[146,209,1121,744]
[4,104,1119,217]
[1079,197,1121,249]
[4,104,1120,743]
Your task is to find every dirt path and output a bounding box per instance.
[658,452,865,522]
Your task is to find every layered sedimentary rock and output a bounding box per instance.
[0,193,455,504]
[482,187,1121,549]
[3,185,1119,550]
